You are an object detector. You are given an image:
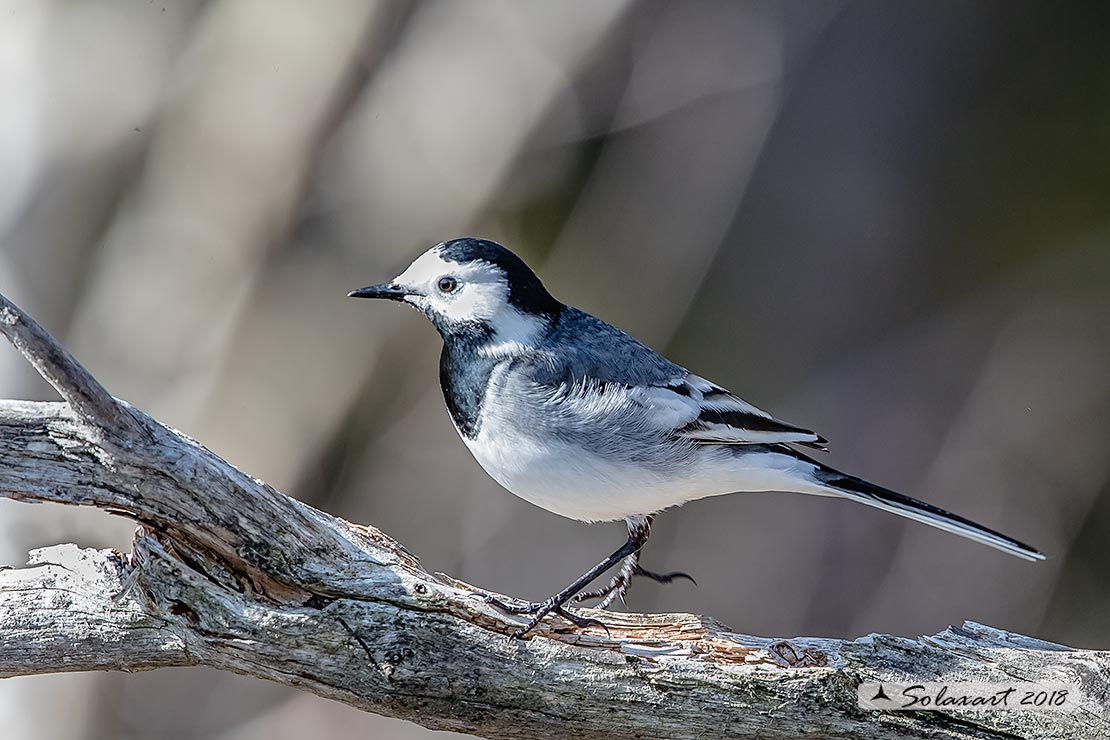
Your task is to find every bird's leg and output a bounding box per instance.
[570,517,698,609]
[571,548,640,608]
[485,516,654,639]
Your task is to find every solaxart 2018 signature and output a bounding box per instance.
[858,682,1081,711]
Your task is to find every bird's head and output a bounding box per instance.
[349,238,562,346]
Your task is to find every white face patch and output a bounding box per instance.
[391,247,546,350]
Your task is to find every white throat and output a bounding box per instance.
[481,308,547,358]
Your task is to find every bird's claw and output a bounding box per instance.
[553,605,611,636]
[571,576,628,605]
[570,564,697,609]
[482,594,609,639]
[478,593,541,615]
[633,565,697,586]
[508,600,555,640]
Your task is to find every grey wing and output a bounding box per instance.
[527,307,828,450]
[661,374,828,450]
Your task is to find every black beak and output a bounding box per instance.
[347,283,410,301]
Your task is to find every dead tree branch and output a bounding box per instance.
[0,290,1106,739]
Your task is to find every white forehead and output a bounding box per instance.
[393,248,503,286]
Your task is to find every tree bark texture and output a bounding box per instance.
[0,291,1106,740]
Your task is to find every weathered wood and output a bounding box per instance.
[0,290,1106,740]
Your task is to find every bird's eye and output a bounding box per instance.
[437,276,458,293]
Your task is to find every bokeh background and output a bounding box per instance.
[1,1,1108,738]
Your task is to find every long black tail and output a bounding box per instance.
[805,457,1045,562]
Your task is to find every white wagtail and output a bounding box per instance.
[350,238,1044,638]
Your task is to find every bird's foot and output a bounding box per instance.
[481,594,609,639]
[509,601,610,640]
[572,564,696,609]
[570,572,630,607]
[479,593,541,615]
[633,564,697,586]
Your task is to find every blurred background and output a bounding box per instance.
[1,0,1108,738]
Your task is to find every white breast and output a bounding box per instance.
[455,373,824,522]
[460,425,826,522]
[461,424,664,521]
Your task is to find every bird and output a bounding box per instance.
[349,237,1044,638]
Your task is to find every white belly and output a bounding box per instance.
[454,362,825,522]
[459,423,823,523]
[461,428,674,521]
